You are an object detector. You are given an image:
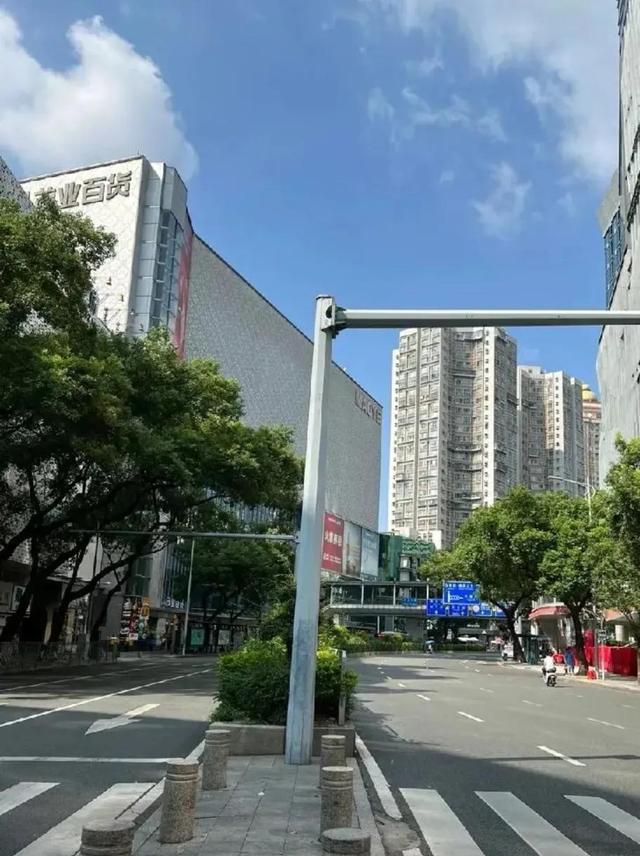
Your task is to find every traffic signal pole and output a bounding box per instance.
[284,300,640,765]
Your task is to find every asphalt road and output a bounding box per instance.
[0,655,217,855]
[352,653,640,856]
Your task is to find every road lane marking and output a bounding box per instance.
[0,756,172,763]
[416,694,431,702]
[458,711,484,723]
[478,791,588,855]
[355,734,402,820]
[522,700,542,707]
[0,736,208,765]
[538,746,585,767]
[401,788,484,856]
[0,782,57,816]
[14,782,153,856]
[478,688,494,694]
[622,704,634,709]
[398,682,406,688]
[0,669,211,730]
[587,717,624,730]
[474,669,481,673]
[566,796,640,845]
[85,703,159,735]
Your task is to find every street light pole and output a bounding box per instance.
[285,296,334,765]
[181,537,196,657]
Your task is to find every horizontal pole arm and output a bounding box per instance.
[69,529,297,542]
[334,308,640,329]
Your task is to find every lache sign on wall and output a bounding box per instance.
[355,389,382,424]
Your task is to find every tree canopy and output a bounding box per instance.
[0,197,302,644]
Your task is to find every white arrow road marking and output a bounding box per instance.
[0,669,210,729]
[85,703,159,735]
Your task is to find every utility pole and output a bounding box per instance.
[284,296,334,765]
[181,537,196,657]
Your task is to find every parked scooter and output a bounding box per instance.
[543,667,557,687]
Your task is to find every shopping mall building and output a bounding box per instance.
[1,154,382,647]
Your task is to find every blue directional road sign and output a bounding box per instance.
[443,581,480,605]
[426,599,447,616]
[447,603,469,618]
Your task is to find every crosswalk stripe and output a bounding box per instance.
[477,791,589,855]
[14,782,153,856]
[567,795,640,845]
[401,788,484,855]
[0,783,57,816]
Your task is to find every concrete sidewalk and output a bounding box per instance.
[134,755,385,856]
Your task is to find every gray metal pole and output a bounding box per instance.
[335,308,640,330]
[285,296,334,765]
[181,538,196,657]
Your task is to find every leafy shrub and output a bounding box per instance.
[213,639,290,724]
[315,647,358,717]
[212,639,358,724]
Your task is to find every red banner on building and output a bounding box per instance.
[321,512,344,574]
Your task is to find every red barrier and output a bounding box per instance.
[584,645,637,677]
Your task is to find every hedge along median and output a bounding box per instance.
[211,639,358,755]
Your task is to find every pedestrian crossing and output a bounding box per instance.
[0,780,157,856]
[401,788,640,855]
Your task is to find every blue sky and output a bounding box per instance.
[0,1,620,525]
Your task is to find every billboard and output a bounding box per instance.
[361,529,380,580]
[321,513,344,574]
[342,521,362,577]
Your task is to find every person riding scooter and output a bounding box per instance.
[542,651,557,686]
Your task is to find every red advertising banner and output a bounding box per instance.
[321,512,344,574]
[173,217,193,358]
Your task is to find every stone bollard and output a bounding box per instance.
[321,828,371,854]
[202,728,230,791]
[159,759,200,844]
[320,766,353,833]
[80,820,135,856]
[319,735,346,784]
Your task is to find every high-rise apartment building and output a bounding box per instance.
[388,327,517,548]
[582,386,602,491]
[597,0,640,479]
[517,367,585,496]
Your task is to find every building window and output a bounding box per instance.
[604,208,624,306]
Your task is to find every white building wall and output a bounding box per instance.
[388,326,517,548]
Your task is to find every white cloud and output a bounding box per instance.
[368,86,396,124]
[402,88,470,132]
[406,52,444,77]
[357,0,618,182]
[472,162,531,239]
[477,108,507,142]
[0,12,197,179]
[369,85,506,146]
[558,191,577,218]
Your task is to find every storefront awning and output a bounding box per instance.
[529,604,569,620]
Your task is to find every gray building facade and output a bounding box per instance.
[597,0,640,480]
[186,237,381,531]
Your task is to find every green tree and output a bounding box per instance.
[537,492,616,669]
[601,437,640,668]
[421,487,551,661]
[173,504,295,652]
[0,199,302,644]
